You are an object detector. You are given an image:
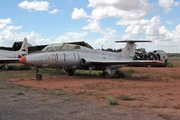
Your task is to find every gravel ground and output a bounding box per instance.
[0,80,168,120]
[1,67,180,120]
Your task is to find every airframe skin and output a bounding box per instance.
[19,40,165,80]
[0,38,28,69]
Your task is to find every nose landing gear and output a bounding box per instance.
[35,67,42,81]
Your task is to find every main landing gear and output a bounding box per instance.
[100,70,125,78]
[35,67,42,81]
[100,71,111,78]
[66,69,75,76]
[34,68,75,81]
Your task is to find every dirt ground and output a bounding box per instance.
[1,67,180,120]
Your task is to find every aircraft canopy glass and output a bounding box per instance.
[42,43,81,52]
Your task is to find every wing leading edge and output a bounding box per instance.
[81,58,165,66]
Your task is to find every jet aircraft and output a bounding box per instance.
[19,40,165,80]
[0,37,28,69]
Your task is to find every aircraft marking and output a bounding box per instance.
[52,54,56,61]
[56,53,58,60]
[127,46,130,51]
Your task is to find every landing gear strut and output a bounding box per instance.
[35,67,42,81]
[0,63,8,69]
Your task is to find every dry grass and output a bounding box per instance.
[167,58,180,67]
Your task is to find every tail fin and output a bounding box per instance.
[116,40,151,58]
[19,37,28,53]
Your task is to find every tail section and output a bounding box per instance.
[19,37,28,53]
[116,40,151,58]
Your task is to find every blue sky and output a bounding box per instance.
[0,0,180,53]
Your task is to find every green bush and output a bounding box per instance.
[15,92,24,95]
[105,96,119,105]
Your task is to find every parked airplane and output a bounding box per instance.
[0,37,28,69]
[19,40,164,80]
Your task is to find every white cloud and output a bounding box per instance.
[0,18,12,30]
[121,17,180,51]
[174,1,180,6]
[121,16,161,40]
[88,0,150,19]
[0,18,50,46]
[86,0,151,31]
[88,0,117,7]
[0,18,22,42]
[166,21,173,25]
[145,16,161,37]
[18,0,50,11]
[27,31,51,45]
[122,25,144,39]
[69,0,180,52]
[158,0,180,13]
[139,16,180,51]
[158,0,174,8]
[93,28,118,48]
[88,0,144,11]
[49,9,58,14]
[116,19,150,26]
[82,19,101,31]
[0,18,12,24]
[71,8,89,19]
[158,0,173,13]
[54,32,88,43]
[91,6,124,19]
[121,16,170,41]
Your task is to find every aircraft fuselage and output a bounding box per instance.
[23,49,125,70]
[19,41,165,80]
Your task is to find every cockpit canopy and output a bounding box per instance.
[42,43,81,52]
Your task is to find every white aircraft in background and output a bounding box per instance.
[0,37,28,69]
[19,40,165,80]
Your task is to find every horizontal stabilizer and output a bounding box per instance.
[115,40,151,43]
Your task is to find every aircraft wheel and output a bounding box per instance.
[105,72,111,78]
[36,74,42,81]
[118,72,125,78]
[100,71,106,76]
[115,70,125,78]
[67,70,74,76]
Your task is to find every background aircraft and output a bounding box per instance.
[19,40,165,80]
[0,37,28,69]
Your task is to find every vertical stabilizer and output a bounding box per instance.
[115,40,151,58]
[19,37,28,53]
[122,42,136,58]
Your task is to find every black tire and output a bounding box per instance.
[105,72,111,78]
[67,70,74,76]
[36,74,42,81]
[148,53,158,60]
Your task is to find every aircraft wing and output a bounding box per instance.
[81,58,165,66]
[0,58,19,63]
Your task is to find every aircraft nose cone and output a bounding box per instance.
[20,56,26,64]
